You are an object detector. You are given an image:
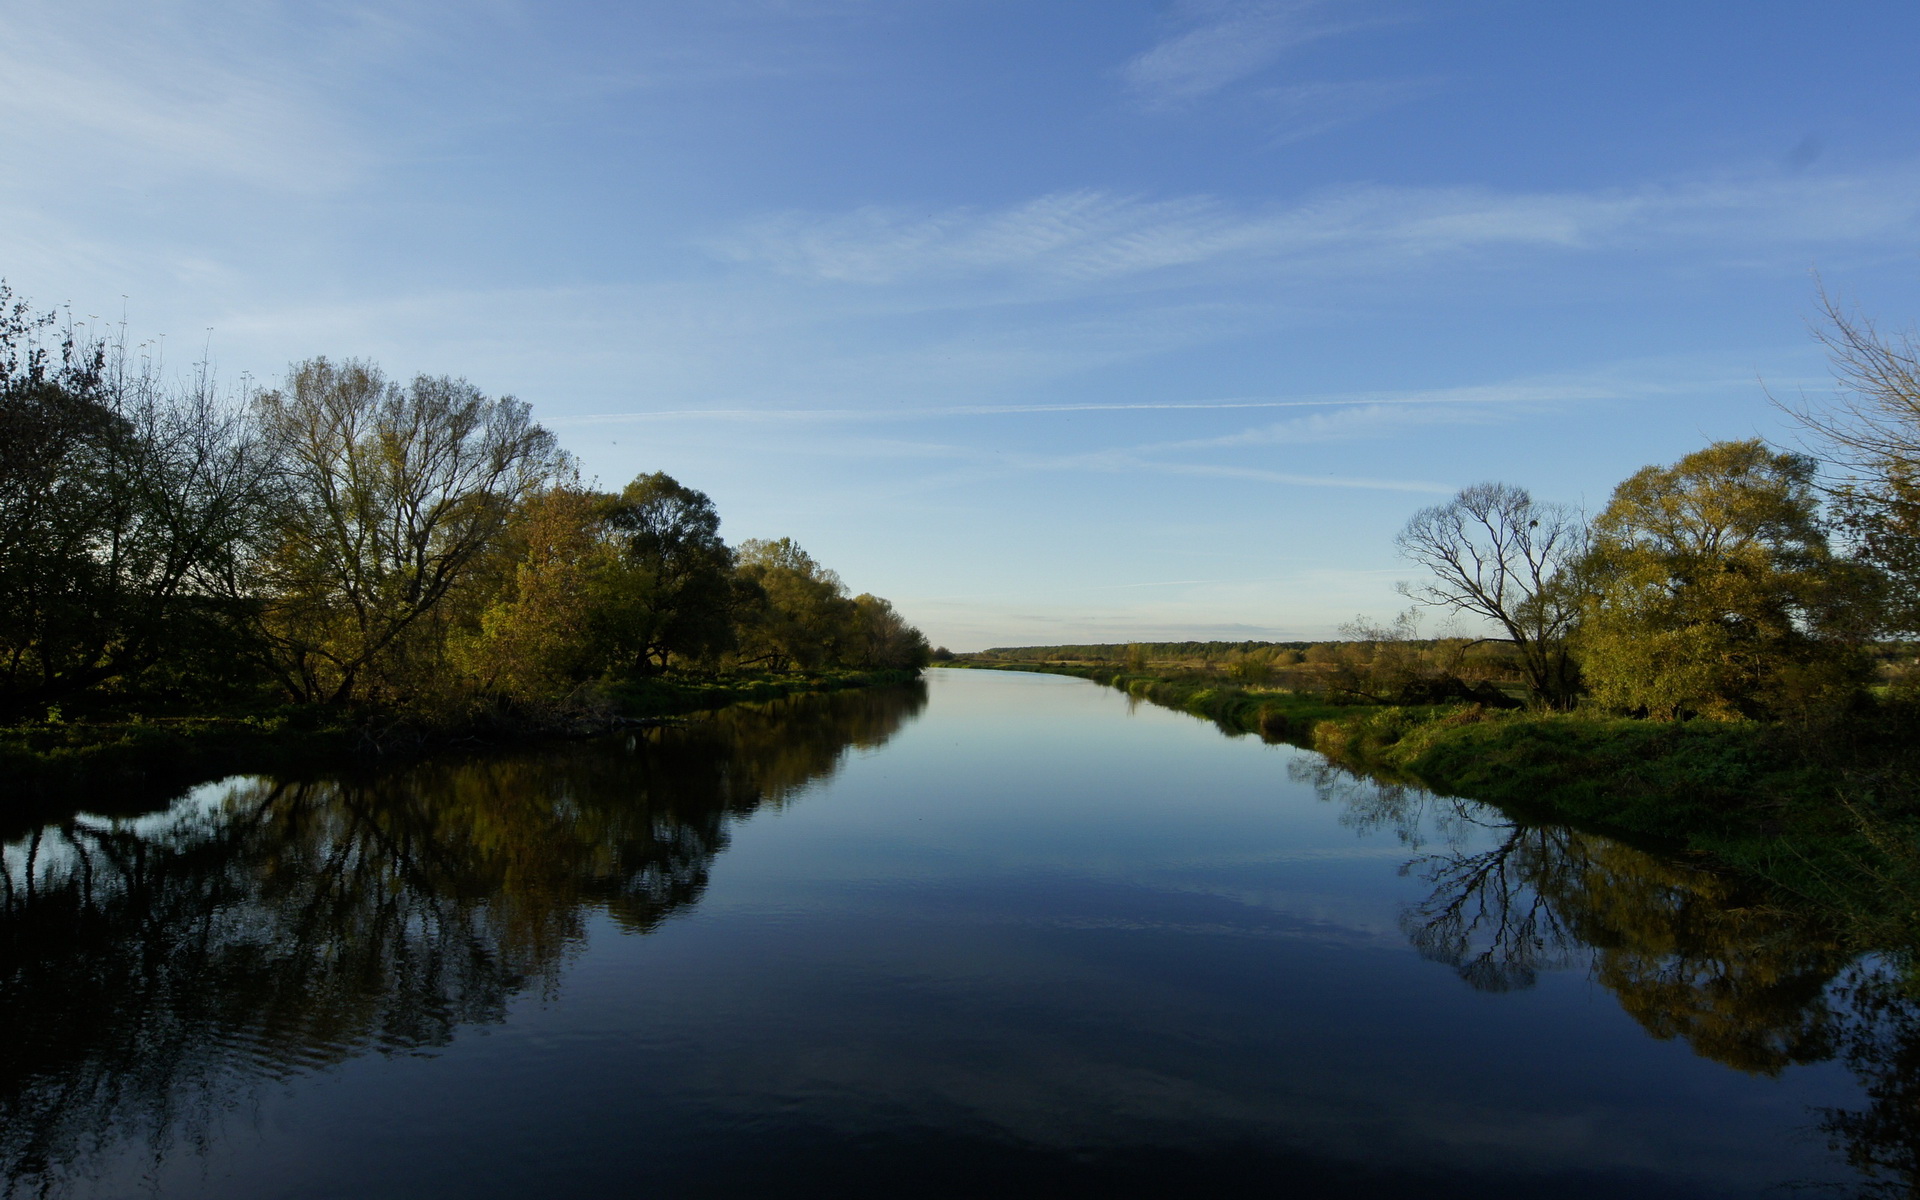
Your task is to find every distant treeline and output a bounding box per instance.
[967,641,1314,662]
[960,638,1541,707]
[963,633,1920,713]
[0,285,929,725]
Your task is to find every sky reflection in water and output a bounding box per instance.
[0,670,1899,1197]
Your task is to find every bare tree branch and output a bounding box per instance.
[1395,482,1587,707]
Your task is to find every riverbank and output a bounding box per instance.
[1310,704,1824,838]
[1311,701,1920,949]
[942,662,1844,835]
[1,668,922,817]
[944,662,1920,944]
[936,661,1394,740]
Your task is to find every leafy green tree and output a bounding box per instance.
[598,472,736,674]
[0,291,116,712]
[1574,439,1871,720]
[247,358,560,705]
[731,537,856,670]
[460,483,620,702]
[849,593,931,670]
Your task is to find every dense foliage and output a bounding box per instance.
[0,285,929,726]
[1575,440,1876,720]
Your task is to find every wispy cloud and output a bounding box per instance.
[0,3,373,192]
[1111,460,1449,493]
[1121,0,1368,109]
[716,191,1221,285]
[955,436,1449,492]
[555,397,1457,494]
[1258,78,1439,144]
[650,415,1454,494]
[552,375,1685,427]
[543,359,1768,508]
[1086,577,1297,590]
[1156,402,1505,450]
[0,0,853,197]
[715,167,1920,291]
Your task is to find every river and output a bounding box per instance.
[1,669,1905,1197]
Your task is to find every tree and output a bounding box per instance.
[1574,439,1870,721]
[0,287,267,714]
[460,483,619,702]
[0,289,116,712]
[849,593,931,671]
[1395,482,1587,708]
[1784,293,1920,634]
[247,358,560,704]
[731,537,856,670]
[598,472,736,673]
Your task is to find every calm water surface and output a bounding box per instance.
[1,669,1908,1197]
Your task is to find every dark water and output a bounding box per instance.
[2,669,1914,1197]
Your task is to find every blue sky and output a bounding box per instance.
[5,1,1919,649]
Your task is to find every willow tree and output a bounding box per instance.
[248,358,560,705]
[1574,439,1871,721]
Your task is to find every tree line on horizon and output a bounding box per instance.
[0,285,930,724]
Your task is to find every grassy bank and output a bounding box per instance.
[948,661,1846,838]
[1310,701,1920,946]
[1309,704,1826,840]
[949,661,1920,932]
[968,660,1920,952]
[1,668,922,816]
[939,661,1397,741]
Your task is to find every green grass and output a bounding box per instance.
[1310,705,1821,838]
[0,709,361,831]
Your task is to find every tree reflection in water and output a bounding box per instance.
[1296,756,1920,1197]
[1303,764,1585,992]
[1823,965,1920,1198]
[0,683,926,1196]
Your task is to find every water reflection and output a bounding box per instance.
[12,673,1920,1198]
[0,684,926,1195]
[1296,756,1920,1197]
[1826,964,1920,1197]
